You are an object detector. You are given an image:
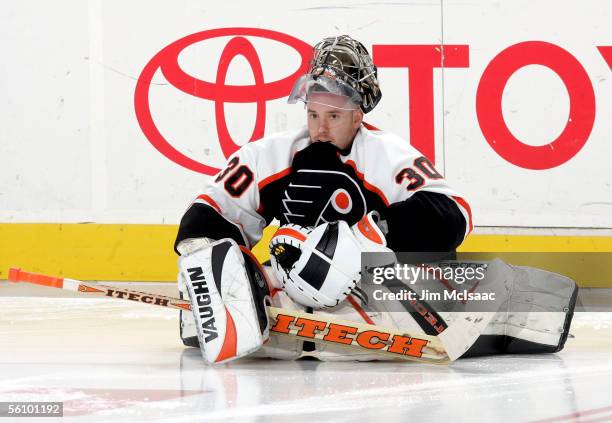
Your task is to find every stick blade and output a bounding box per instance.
[8,267,22,282]
[7,267,65,288]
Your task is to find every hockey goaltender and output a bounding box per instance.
[172,35,578,364]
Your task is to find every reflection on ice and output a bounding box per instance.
[1,295,611,422]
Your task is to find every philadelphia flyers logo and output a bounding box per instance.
[281,170,366,226]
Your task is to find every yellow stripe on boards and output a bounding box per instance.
[458,234,612,288]
[0,224,179,281]
[1,224,611,287]
[459,234,612,252]
[0,224,278,282]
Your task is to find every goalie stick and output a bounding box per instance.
[7,267,490,365]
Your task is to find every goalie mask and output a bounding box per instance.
[288,35,382,113]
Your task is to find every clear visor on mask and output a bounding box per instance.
[287,74,362,110]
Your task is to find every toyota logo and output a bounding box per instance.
[135,28,312,175]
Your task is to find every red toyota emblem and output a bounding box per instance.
[134,28,312,175]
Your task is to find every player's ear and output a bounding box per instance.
[352,109,364,129]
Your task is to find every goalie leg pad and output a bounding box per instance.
[179,239,271,364]
[464,264,578,357]
[178,289,199,348]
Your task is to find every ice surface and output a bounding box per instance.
[1,285,612,422]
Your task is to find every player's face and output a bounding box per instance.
[306,93,363,150]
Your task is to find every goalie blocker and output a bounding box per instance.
[179,239,271,364]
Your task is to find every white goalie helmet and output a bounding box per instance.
[269,213,390,309]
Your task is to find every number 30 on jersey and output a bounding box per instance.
[215,157,254,197]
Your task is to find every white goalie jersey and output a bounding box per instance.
[176,124,472,253]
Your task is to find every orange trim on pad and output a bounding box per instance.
[216,307,238,362]
[347,295,375,325]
